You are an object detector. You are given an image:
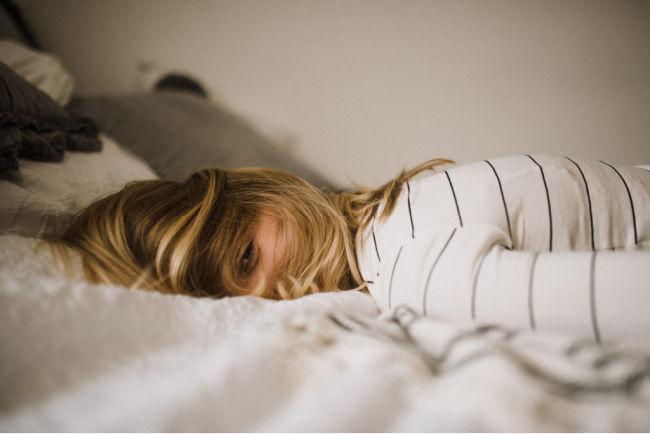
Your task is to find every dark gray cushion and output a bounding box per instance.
[67,91,334,189]
[0,61,101,174]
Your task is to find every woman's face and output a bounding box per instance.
[234,213,289,294]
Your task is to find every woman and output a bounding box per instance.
[59,158,452,298]
[60,155,650,340]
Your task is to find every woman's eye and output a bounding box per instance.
[240,241,254,272]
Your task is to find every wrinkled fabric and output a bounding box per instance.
[0,39,74,106]
[0,61,100,174]
[1,234,649,432]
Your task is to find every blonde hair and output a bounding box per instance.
[60,159,452,299]
[329,158,454,249]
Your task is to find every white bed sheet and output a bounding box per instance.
[1,235,649,432]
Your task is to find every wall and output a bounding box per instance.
[16,0,650,188]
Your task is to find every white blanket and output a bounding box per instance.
[1,235,649,431]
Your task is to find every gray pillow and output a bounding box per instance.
[67,91,334,189]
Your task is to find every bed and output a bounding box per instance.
[1,18,650,432]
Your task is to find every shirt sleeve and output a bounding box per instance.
[369,225,650,344]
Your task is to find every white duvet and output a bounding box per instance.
[1,234,649,432]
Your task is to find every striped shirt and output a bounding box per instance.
[356,155,650,343]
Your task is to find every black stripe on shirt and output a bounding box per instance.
[372,220,381,263]
[600,161,638,245]
[388,245,404,309]
[565,157,595,251]
[406,181,415,239]
[445,171,463,227]
[485,160,513,249]
[528,252,539,331]
[590,251,602,345]
[527,155,553,252]
[422,228,457,315]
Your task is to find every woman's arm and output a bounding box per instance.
[367,226,650,344]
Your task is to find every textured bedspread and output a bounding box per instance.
[1,235,649,431]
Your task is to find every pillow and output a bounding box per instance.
[67,91,335,189]
[0,61,101,173]
[0,39,74,105]
[0,134,157,238]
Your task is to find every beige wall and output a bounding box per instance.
[17,0,650,187]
